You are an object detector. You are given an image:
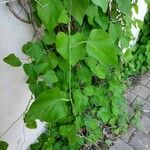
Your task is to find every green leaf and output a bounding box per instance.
[75,116,85,128]
[146,51,150,64]
[23,63,37,79]
[109,23,122,43]
[3,54,22,67]
[112,105,119,116]
[73,89,89,114]
[63,0,89,25]
[86,29,118,66]
[59,124,84,149]
[29,81,46,98]
[22,42,44,63]
[109,79,124,97]
[92,87,109,107]
[53,142,63,150]
[22,42,32,54]
[30,133,48,149]
[94,65,106,79]
[95,15,109,31]
[56,69,69,91]
[133,4,138,14]
[58,9,69,24]
[48,52,58,69]
[42,137,54,150]
[85,118,99,130]
[33,63,49,75]
[97,107,110,123]
[119,36,130,49]
[136,19,143,29]
[86,4,98,25]
[43,70,58,85]
[145,0,150,4]
[124,49,133,62]
[116,0,132,15]
[91,0,109,13]
[83,86,94,96]
[76,66,92,83]
[0,141,8,150]
[56,32,86,66]
[84,118,102,142]
[30,43,43,63]
[24,120,37,129]
[59,124,76,138]
[85,57,107,79]
[42,30,56,45]
[37,0,63,31]
[58,57,69,72]
[25,88,68,124]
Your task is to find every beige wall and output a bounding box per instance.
[0,0,147,150]
[0,2,44,150]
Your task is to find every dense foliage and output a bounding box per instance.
[1,0,150,149]
[124,10,150,77]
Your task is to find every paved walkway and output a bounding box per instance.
[110,72,150,150]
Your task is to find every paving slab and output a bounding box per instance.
[146,81,150,88]
[128,131,150,150]
[132,96,150,117]
[131,85,150,99]
[111,73,150,150]
[124,91,137,104]
[145,72,150,77]
[146,96,150,102]
[110,139,134,150]
[140,74,150,85]
[121,126,136,142]
[138,115,150,135]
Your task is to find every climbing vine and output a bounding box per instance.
[1,0,150,149]
[124,10,150,78]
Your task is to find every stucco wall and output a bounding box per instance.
[0,0,147,150]
[0,2,44,150]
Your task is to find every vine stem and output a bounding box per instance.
[0,96,32,139]
[67,1,84,130]
[68,11,72,114]
[67,1,99,149]
[0,113,23,139]
[67,0,81,131]
[6,0,31,24]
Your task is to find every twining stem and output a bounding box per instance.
[0,96,32,139]
[68,12,72,110]
[67,2,99,148]
[67,1,80,131]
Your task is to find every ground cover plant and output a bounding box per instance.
[1,0,150,149]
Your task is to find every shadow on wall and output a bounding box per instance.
[0,2,45,150]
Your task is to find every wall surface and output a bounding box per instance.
[0,0,148,150]
[131,0,148,45]
[0,2,44,150]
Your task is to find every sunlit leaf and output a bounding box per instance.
[86,29,118,66]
